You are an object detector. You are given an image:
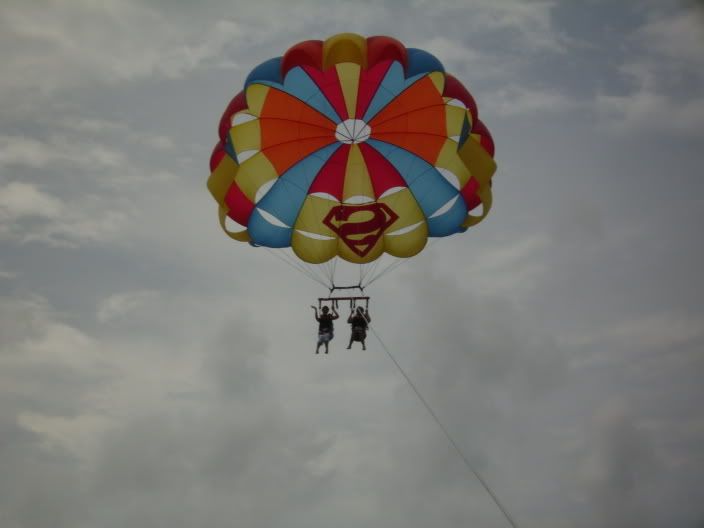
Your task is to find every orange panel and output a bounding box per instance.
[260,88,336,130]
[260,119,334,150]
[371,105,446,136]
[369,76,443,128]
[371,132,445,165]
[264,136,336,175]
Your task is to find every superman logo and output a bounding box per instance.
[323,203,399,257]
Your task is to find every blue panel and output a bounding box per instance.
[224,136,238,165]
[362,61,406,122]
[247,209,291,248]
[368,139,464,237]
[245,57,283,88]
[427,194,468,237]
[459,113,471,149]
[258,143,339,223]
[406,48,445,77]
[248,143,340,248]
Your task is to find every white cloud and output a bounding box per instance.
[0,134,126,170]
[430,234,551,297]
[638,9,704,71]
[482,86,577,116]
[414,0,565,53]
[58,118,176,151]
[97,290,161,323]
[596,7,704,134]
[0,181,130,247]
[0,2,248,102]
[564,312,704,352]
[574,398,663,528]
[597,89,704,135]
[0,267,18,279]
[0,181,64,220]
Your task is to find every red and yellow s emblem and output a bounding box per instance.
[323,203,399,257]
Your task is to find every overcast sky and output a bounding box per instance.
[1,1,703,527]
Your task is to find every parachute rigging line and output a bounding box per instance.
[264,248,331,289]
[369,325,520,528]
[363,238,441,288]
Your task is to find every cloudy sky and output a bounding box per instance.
[1,1,703,527]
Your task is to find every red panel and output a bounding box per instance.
[224,182,255,226]
[472,119,495,157]
[218,91,247,141]
[460,178,481,210]
[366,36,407,69]
[444,74,478,124]
[308,144,350,200]
[210,142,226,172]
[359,143,406,198]
[355,59,392,120]
[302,65,348,120]
[281,40,323,76]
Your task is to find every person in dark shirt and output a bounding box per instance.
[311,305,339,354]
[346,306,371,350]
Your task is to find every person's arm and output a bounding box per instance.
[347,311,354,323]
[364,310,371,323]
[311,306,320,321]
[331,307,339,320]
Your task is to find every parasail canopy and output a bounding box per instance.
[208,33,496,265]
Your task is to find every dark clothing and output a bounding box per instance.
[348,314,369,329]
[318,314,334,333]
[351,326,366,341]
[347,312,371,342]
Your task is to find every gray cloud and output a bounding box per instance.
[1,0,703,527]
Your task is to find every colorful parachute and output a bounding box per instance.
[208,33,496,265]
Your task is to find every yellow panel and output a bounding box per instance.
[462,185,493,228]
[384,224,428,258]
[218,206,250,242]
[458,138,496,187]
[233,153,278,202]
[444,103,467,138]
[343,145,375,202]
[381,188,425,230]
[428,72,445,95]
[291,196,338,263]
[435,140,471,188]
[244,84,270,116]
[207,155,238,204]
[336,63,361,119]
[457,138,496,228]
[229,119,261,154]
[380,188,428,258]
[323,33,367,70]
[293,195,337,236]
[338,237,384,264]
[292,231,337,264]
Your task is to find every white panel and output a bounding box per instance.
[429,195,459,219]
